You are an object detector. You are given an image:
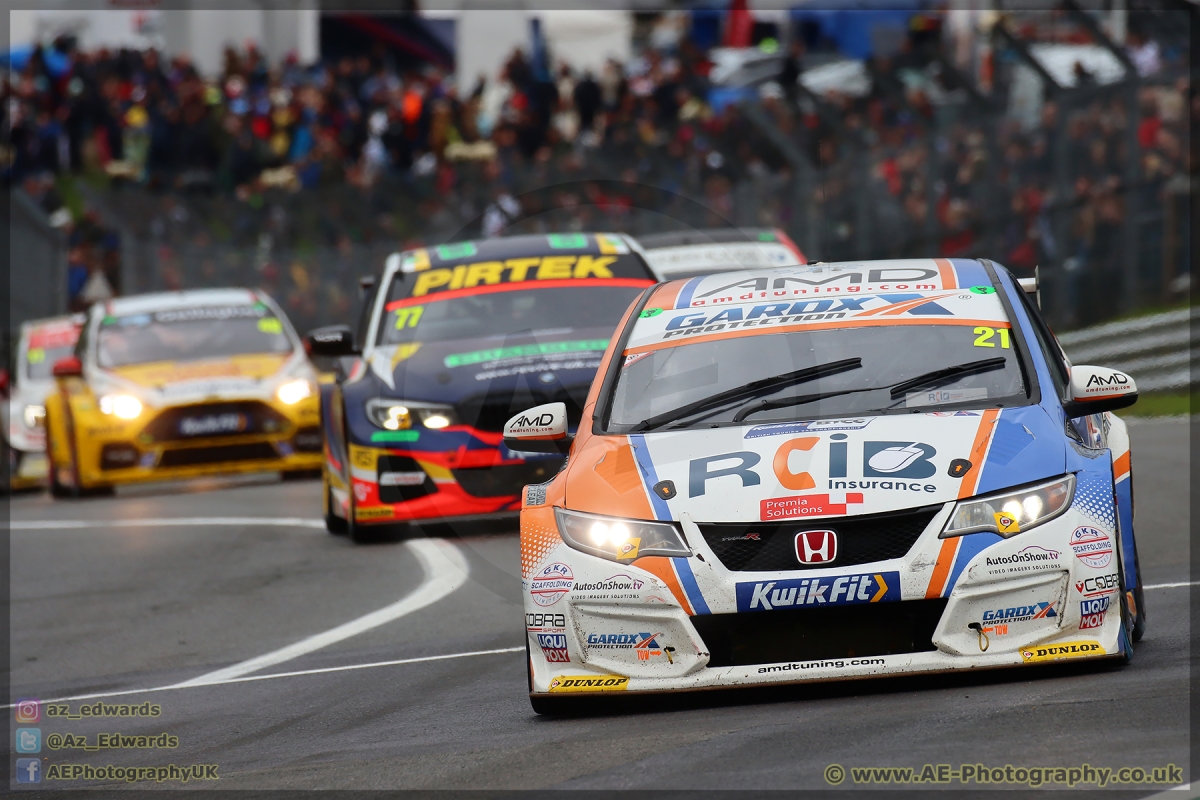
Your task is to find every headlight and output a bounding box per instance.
[276,378,314,405]
[941,474,1075,539]
[365,399,457,430]
[22,404,45,428]
[554,508,692,562]
[99,394,143,419]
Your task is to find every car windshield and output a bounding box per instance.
[97,305,293,368]
[377,284,646,346]
[605,323,1028,432]
[26,344,77,381]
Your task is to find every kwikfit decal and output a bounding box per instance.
[736,571,900,612]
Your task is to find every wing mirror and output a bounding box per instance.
[52,356,83,378]
[503,402,573,455]
[1062,365,1138,418]
[305,325,360,357]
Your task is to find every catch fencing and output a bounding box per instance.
[1058,307,1196,393]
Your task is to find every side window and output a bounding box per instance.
[73,315,92,362]
[1015,287,1069,396]
[356,281,379,349]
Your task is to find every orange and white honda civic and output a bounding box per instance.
[508,259,1146,713]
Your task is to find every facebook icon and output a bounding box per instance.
[16,757,41,783]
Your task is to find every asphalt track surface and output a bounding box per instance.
[8,417,1191,792]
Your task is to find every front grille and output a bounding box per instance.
[698,504,942,572]
[454,385,589,433]
[292,426,322,452]
[693,599,949,667]
[377,455,436,503]
[142,402,290,443]
[100,443,140,470]
[453,461,564,498]
[158,442,280,468]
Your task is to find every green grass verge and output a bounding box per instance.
[1114,391,1197,418]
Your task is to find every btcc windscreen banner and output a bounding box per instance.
[625,285,1013,354]
[391,234,654,302]
[649,258,993,312]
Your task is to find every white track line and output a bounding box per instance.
[1144,581,1198,590]
[11,517,325,530]
[175,537,470,686]
[2,646,524,709]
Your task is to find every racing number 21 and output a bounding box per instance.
[973,326,1010,349]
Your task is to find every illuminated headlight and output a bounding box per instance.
[415,407,456,429]
[276,378,314,405]
[22,404,45,428]
[365,399,457,430]
[554,508,691,562]
[99,394,143,419]
[941,474,1076,539]
[366,399,412,430]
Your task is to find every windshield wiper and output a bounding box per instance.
[629,358,862,432]
[885,357,1007,399]
[733,357,1009,422]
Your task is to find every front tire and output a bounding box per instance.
[324,482,347,535]
[45,412,77,499]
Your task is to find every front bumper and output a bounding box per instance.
[523,496,1126,696]
[331,442,562,525]
[74,399,322,487]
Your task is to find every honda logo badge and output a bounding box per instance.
[795,529,837,565]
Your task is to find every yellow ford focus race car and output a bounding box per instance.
[44,289,321,496]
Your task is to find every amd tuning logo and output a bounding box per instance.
[795,529,837,565]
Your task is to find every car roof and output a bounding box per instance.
[102,289,261,316]
[394,232,645,269]
[637,228,783,249]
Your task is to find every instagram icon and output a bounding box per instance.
[15,699,40,723]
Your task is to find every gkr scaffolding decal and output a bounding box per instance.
[1069,526,1113,569]
[736,571,900,612]
[530,563,574,607]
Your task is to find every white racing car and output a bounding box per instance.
[505,258,1144,713]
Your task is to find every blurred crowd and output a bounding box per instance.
[3,15,1190,329]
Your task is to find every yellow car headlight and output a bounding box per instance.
[277,378,314,405]
[99,394,143,419]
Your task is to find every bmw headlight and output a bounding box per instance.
[941,474,1075,539]
[99,394,143,419]
[365,399,458,430]
[23,404,45,428]
[276,378,314,405]
[554,508,692,562]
